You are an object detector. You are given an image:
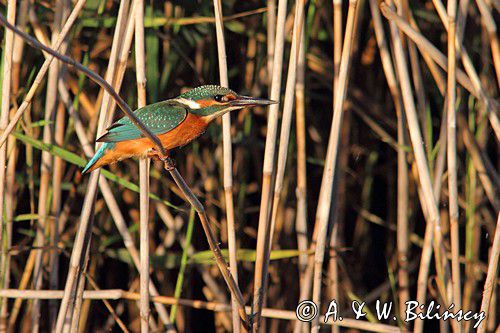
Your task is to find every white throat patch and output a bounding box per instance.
[174,98,201,109]
[204,106,243,122]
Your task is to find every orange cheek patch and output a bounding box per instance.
[197,99,217,108]
[197,94,236,107]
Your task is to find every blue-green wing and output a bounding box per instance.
[97,101,187,143]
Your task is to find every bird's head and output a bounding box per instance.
[173,85,275,121]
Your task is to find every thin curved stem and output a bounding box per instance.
[163,161,250,328]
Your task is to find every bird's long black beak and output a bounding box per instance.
[231,95,277,107]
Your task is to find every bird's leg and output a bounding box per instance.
[147,148,176,171]
[146,148,168,160]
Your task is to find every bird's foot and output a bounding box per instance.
[147,148,163,159]
[162,156,176,171]
[148,149,176,171]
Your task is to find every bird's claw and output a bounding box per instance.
[162,156,176,171]
[147,149,176,170]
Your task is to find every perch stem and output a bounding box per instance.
[163,159,250,328]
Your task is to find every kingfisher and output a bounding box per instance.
[82,85,274,174]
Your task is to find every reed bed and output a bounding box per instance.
[0,1,498,332]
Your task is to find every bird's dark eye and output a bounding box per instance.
[214,94,228,103]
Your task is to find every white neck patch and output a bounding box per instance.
[174,97,201,109]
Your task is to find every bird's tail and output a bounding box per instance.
[82,143,112,174]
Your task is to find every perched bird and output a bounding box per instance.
[82,85,274,174]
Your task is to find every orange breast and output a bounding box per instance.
[159,113,210,150]
[89,113,210,172]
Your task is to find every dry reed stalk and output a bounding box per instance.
[26,8,50,58]
[430,0,500,146]
[57,2,157,328]
[48,10,71,324]
[49,100,66,325]
[68,235,93,333]
[268,1,305,224]
[252,0,287,327]
[403,10,447,95]
[2,140,16,333]
[7,250,36,329]
[411,167,441,315]
[433,103,448,198]
[333,0,342,92]
[428,0,500,193]
[139,160,150,332]
[0,289,401,332]
[164,164,249,327]
[311,1,358,331]
[456,0,470,41]
[99,0,136,131]
[156,203,233,316]
[0,0,87,149]
[293,255,314,332]
[486,291,496,332]
[477,212,500,333]
[67,80,96,118]
[327,3,342,331]
[267,0,276,81]
[24,112,36,273]
[295,23,308,279]
[446,0,462,325]
[101,182,172,330]
[327,225,340,333]
[254,2,306,331]
[383,2,451,331]
[292,180,323,332]
[368,0,409,323]
[457,114,500,210]
[380,3,500,141]
[212,1,241,331]
[134,1,151,331]
[432,0,447,24]
[427,0,468,200]
[47,8,71,328]
[33,4,65,330]
[48,1,135,329]
[399,0,430,153]
[11,0,28,95]
[58,80,173,328]
[380,4,468,94]
[4,5,27,323]
[84,276,129,333]
[461,92,479,326]
[244,37,257,90]
[462,164,480,331]
[130,8,267,27]
[329,0,346,255]
[0,2,16,331]
[474,0,500,87]
[135,2,147,109]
